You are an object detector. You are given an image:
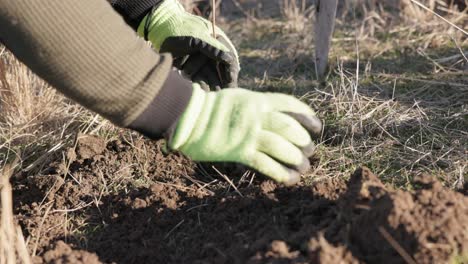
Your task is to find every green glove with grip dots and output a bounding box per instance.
[138,0,240,90]
[167,85,322,185]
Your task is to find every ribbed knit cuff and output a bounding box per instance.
[128,71,193,139]
[110,0,164,29]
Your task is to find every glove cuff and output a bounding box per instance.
[137,0,186,44]
[128,71,193,139]
[168,84,207,150]
[110,0,164,30]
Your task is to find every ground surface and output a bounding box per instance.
[13,136,468,263]
[1,0,467,263]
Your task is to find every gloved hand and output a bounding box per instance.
[167,85,322,185]
[138,0,240,90]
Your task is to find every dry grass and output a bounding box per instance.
[230,0,467,186]
[0,45,121,261]
[0,50,122,175]
[0,0,467,261]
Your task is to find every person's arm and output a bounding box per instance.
[0,0,192,138]
[1,0,324,185]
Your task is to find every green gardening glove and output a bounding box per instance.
[138,0,240,90]
[168,85,322,185]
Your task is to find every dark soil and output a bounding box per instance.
[12,135,468,263]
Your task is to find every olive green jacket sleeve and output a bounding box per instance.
[0,0,192,137]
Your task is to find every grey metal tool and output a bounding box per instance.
[314,0,338,80]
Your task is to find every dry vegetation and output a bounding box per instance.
[1,0,467,262]
[231,0,467,187]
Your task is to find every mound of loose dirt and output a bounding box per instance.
[12,136,468,263]
[38,241,100,264]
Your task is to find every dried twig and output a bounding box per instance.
[16,227,31,264]
[212,166,243,197]
[409,0,468,35]
[1,160,17,264]
[164,219,185,240]
[210,0,224,86]
[1,157,31,264]
[211,0,217,38]
[31,203,53,257]
[378,226,417,264]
